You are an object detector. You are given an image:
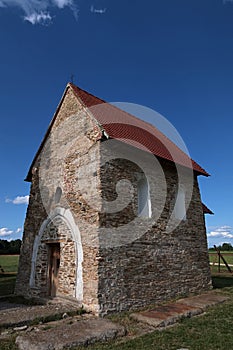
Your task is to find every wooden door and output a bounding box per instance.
[48,243,60,297]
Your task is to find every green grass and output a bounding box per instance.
[209,252,233,273]
[210,265,233,274]
[212,275,233,289]
[73,276,233,350]
[0,275,16,296]
[209,251,233,265]
[0,255,19,273]
[0,255,19,297]
[0,337,18,350]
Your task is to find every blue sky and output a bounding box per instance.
[0,0,233,247]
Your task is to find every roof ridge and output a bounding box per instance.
[69,82,170,133]
[69,83,209,177]
[69,82,106,104]
[25,82,209,181]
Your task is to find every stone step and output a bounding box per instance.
[16,318,126,350]
[0,302,81,328]
[131,293,229,328]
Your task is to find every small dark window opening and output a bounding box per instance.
[54,187,62,204]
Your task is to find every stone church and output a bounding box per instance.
[15,83,212,315]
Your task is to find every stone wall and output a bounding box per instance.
[15,87,102,313]
[15,168,47,297]
[16,86,211,316]
[97,143,211,315]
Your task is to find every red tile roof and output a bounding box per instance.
[25,83,209,181]
[70,83,209,177]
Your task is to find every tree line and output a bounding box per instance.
[0,239,22,255]
[209,243,233,251]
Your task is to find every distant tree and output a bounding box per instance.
[9,239,22,254]
[208,243,233,251]
[221,243,233,251]
[0,239,22,255]
[0,240,10,254]
[208,247,215,251]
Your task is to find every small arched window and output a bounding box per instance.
[138,176,152,218]
[174,186,186,220]
[54,187,62,204]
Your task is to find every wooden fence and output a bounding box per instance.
[209,246,233,274]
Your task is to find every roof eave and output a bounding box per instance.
[25,82,210,181]
[196,170,210,177]
[202,202,214,215]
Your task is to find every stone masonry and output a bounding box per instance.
[15,83,212,316]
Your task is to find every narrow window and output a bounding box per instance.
[54,187,62,204]
[174,187,186,220]
[138,176,152,218]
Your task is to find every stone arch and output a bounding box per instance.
[30,207,83,301]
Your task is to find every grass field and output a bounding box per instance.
[0,255,19,273]
[0,255,19,297]
[209,251,233,273]
[209,251,233,265]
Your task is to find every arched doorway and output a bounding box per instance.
[29,208,83,301]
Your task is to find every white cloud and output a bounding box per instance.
[0,227,14,237]
[207,226,233,239]
[6,195,29,205]
[90,5,106,14]
[24,11,52,25]
[53,0,72,8]
[15,227,22,234]
[0,227,23,237]
[0,0,78,24]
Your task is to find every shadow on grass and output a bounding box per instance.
[0,273,16,296]
[212,274,233,289]
[0,273,17,279]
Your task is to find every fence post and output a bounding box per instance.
[214,245,233,274]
